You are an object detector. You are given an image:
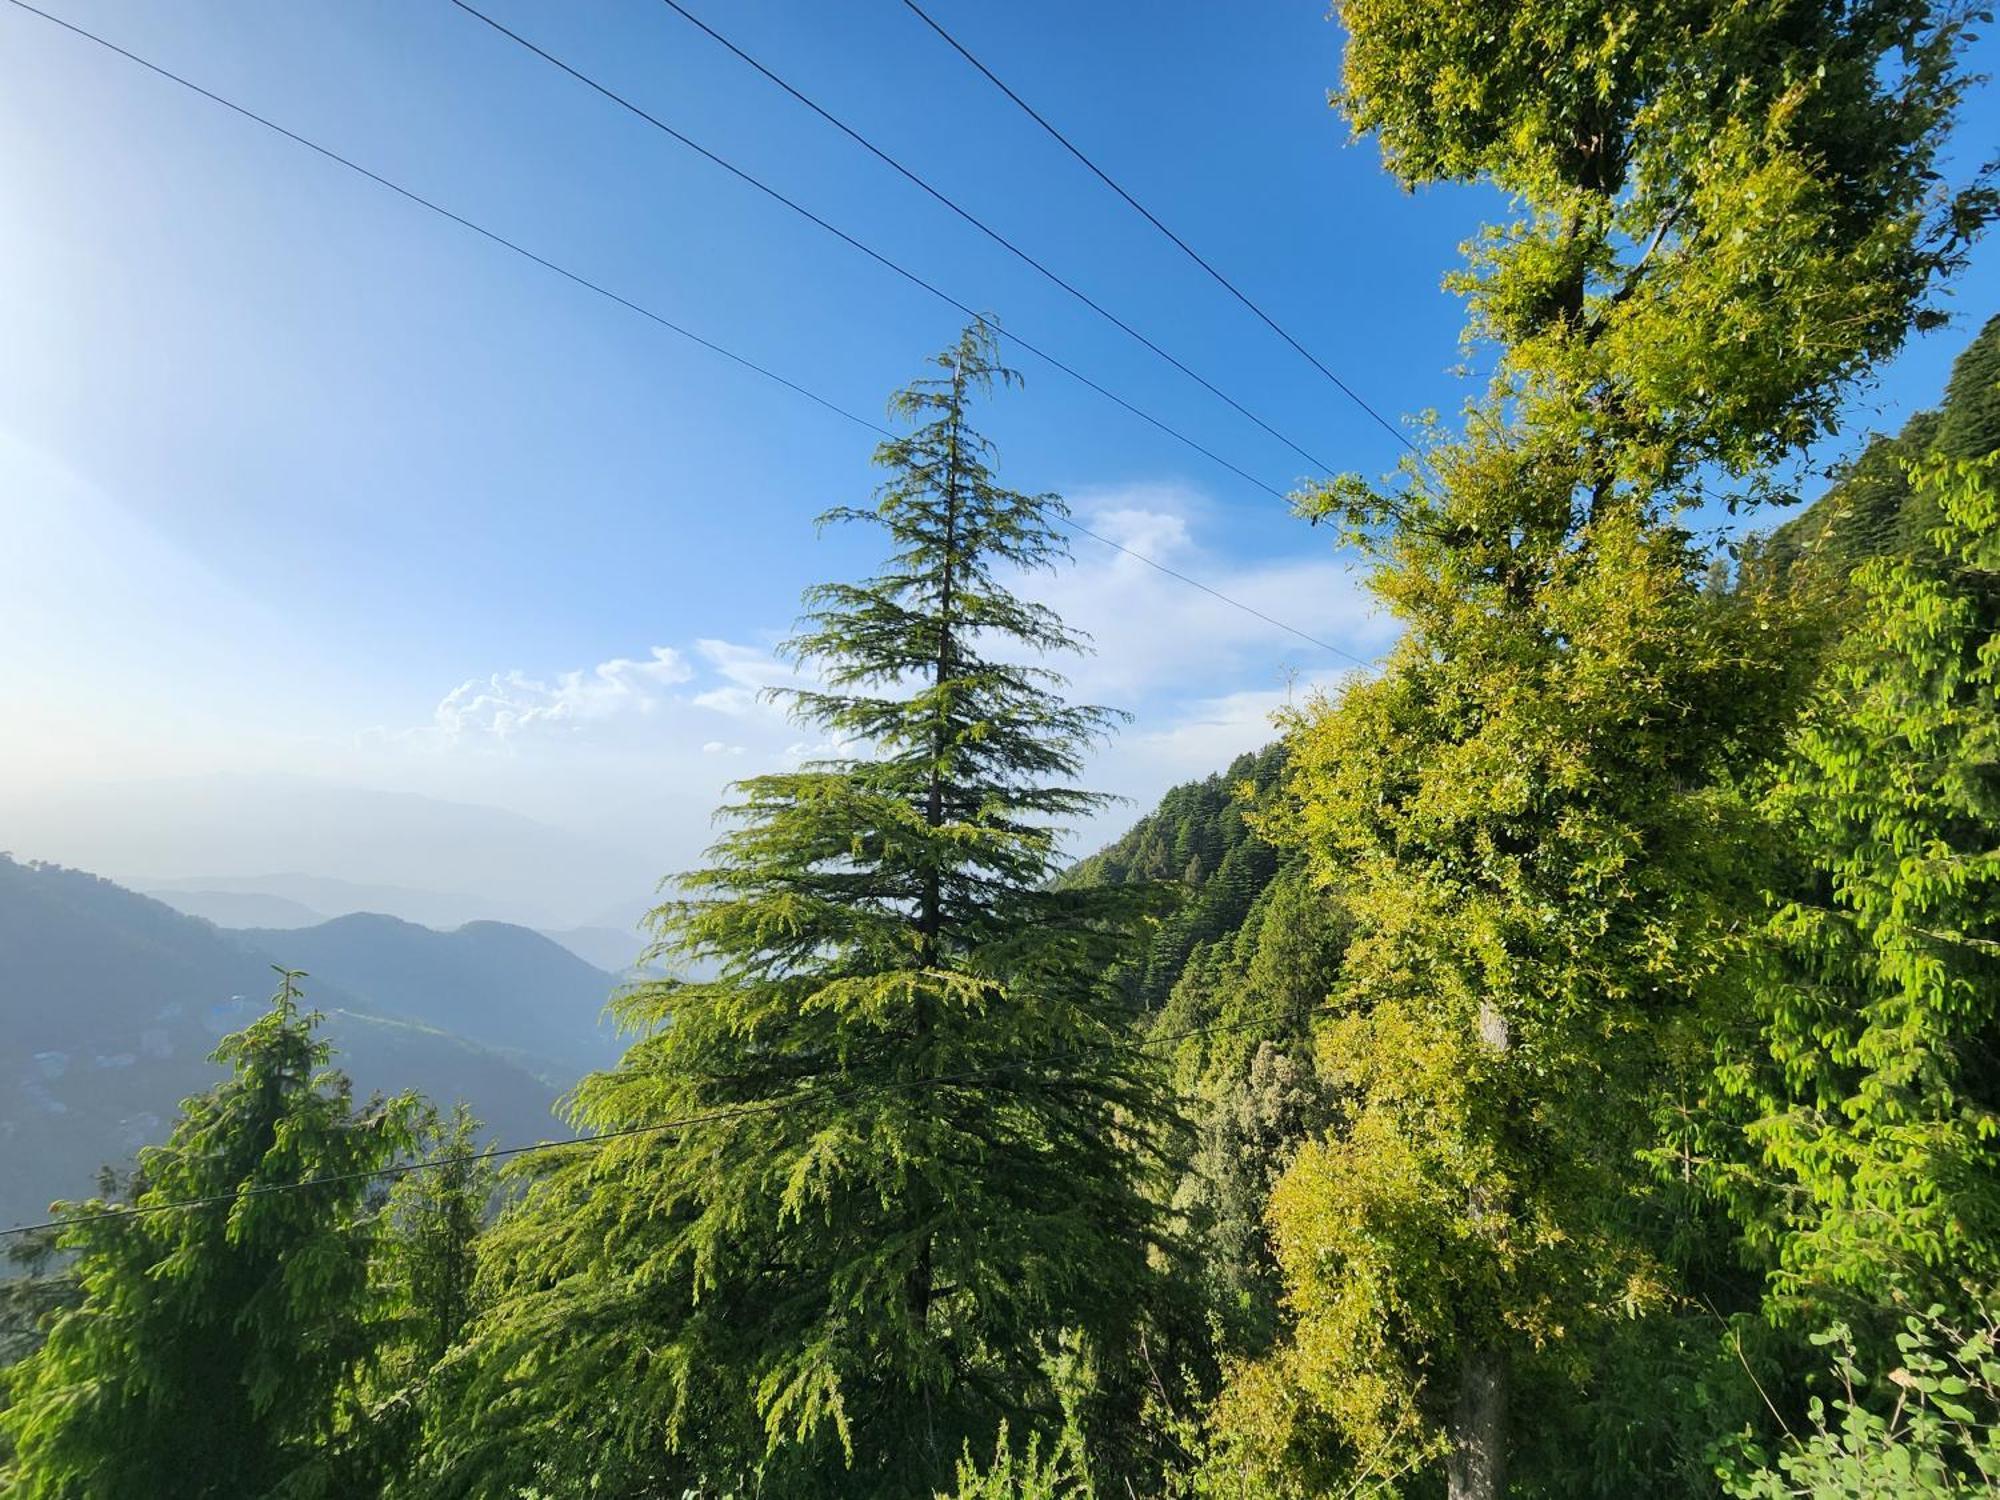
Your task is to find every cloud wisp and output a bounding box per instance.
[431,647,695,740]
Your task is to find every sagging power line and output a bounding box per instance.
[443,0,1306,505]
[898,0,1418,457]
[650,0,1340,477]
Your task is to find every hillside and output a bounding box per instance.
[236,913,623,1081]
[1061,741,1291,1009]
[1760,312,2000,578]
[144,887,329,928]
[0,856,568,1230]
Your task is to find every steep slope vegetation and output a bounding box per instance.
[1759,312,2000,579]
[1060,742,1291,1010]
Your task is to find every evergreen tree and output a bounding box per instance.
[442,322,1171,1498]
[1,971,419,1499]
[366,1105,493,1500]
[385,1103,489,1370]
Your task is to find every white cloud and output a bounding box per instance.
[1023,482,1393,705]
[688,638,802,719]
[432,646,693,739]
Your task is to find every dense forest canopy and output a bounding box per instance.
[5,5,2000,1499]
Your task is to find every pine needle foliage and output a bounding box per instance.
[0,971,419,1500]
[447,322,1172,1499]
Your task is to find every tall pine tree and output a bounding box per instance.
[442,322,1170,1499]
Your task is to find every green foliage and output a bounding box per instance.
[1148,868,1349,1356]
[1332,0,1993,488]
[0,1222,81,1367]
[1721,1298,2000,1498]
[0,971,420,1499]
[1060,744,1290,1010]
[438,324,1173,1498]
[362,1105,494,1500]
[1717,450,2000,1317]
[940,1418,1094,1500]
[1937,313,2000,461]
[1210,2,1993,1494]
[384,1103,490,1369]
[1757,316,2000,587]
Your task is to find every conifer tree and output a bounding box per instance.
[1,971,418,1499]
[445,322,1169,1498]
[363,1105,492,1500]
[385,1103,489,1369]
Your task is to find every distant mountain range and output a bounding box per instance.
[142,886,332,929]
[144,876,653,974]
[235,913,626,1081]
[0,856,631,1231]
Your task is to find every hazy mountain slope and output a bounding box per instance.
[537,924,650,975]
[144,887,329,928]
[0,857,562,1230]
[142,871,546,932]
[235,914,622,1080]
[0,773,658,929]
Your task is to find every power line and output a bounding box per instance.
[0,0,1374,666]
[897,0,1418,457]
[443,0,1304,506]
[650,0,1338,478]
[1062,518,1367,664]
[2,1001,1335,1239]
[0,0,877,435]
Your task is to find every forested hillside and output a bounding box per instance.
[1759,312,2000,580]
[4,5,1999,1498]
[1059,741,1290,1009]
[235,913,622,1080]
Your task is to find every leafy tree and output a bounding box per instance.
[439,322,1172,1498]
[1721,1296,2000,1498]
[1208,2,1994,1495]
[1,971,419,1500]
[1717,449,2000,1319]
[941,1418,1095,1500]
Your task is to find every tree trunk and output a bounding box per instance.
[1452,998,1511,1500]
[1446,1346,1508,1500]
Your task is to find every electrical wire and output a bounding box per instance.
[650,0,1339,477]
[897,0,1418,456]
[443,0,1305,506]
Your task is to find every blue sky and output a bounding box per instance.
[2,0,1996,926]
